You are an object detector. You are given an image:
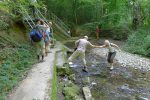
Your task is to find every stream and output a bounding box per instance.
[58,41,150,100]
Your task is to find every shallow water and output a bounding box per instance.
[63,41,150,100]
[69,53,150,100]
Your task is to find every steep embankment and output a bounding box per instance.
[0,10,36,99]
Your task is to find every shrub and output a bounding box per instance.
[0,19,9,30]
[143,35,150,57]
[124,28,150,57]
[0,44,36,99]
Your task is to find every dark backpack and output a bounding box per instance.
[30,27,43,42]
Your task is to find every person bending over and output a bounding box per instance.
[68,36,100,72]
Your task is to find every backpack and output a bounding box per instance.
[30,27,43,42]
[43,31,50,43]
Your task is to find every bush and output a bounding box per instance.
[112,28,130,40]
[124,28,150,57]
[0,44,36,99]
[0,19,9,30]
[143,35,150,57]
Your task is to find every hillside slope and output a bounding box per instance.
[0,10,36,99]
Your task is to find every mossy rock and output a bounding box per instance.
[56,65,73,76]
[68,74,76,81]
[82,77,90,85]
[63,83,80,100]
[64,80,74,87]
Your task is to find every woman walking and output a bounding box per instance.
[99,40,121,70]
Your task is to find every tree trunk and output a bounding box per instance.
[132,1,141,30]
[73,0,78,24]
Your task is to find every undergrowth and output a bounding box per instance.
[124,28,150,57]
[0,43,36,99]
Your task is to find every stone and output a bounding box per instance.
[63,83,80,99]
[83,86,92,100]
[57,65,73,76]
[138,97,149,100]
[69,74,76,81]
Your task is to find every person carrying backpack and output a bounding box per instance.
[30,19,48,62]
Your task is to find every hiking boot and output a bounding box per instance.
[69,62,73,65]
[37,55,40,62]
[110,66,114,70]
[82,67,88,72]
[42,55,44,61]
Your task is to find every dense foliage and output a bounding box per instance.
[0,32,36,99]
[0,1,37,99]
[45,0,150,57]
[0,44,36,99]
[46,0,150,27]
[124,28,150,57]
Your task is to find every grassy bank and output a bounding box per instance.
[0,43,36,99]
[51,52,57,100]
[0,15,36,99]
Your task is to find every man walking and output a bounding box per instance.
[68,36,100,72]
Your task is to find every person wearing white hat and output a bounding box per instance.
[68,36,100,72]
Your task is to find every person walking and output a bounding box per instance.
[99,40,121,70]
[47,21,55,45]
[68,36,100,72]
[31,19,48,62]
[95,26,100,39]
[44,24,51,56]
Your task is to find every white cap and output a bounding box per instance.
[84,36,88,40]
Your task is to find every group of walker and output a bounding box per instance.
[30,20,120,71]
[30,19,53,62]
[68,36,120,72]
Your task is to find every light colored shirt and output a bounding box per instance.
[36,24,47,33]
[75,39,92,52]
[107,43,115,52]
[46,27,50,33]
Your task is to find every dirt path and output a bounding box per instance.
[8,47,57,100]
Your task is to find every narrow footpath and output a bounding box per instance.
[8,45,59,100]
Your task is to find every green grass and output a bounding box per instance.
[51,52,57,100]
[0,44,36,100]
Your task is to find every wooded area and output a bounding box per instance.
[0,0,150,56]
[46,0,150,28]
[1,0,150,99]
[45,0,150,56]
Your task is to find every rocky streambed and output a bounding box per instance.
[56,40,150,100]
[70,52,150,100]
